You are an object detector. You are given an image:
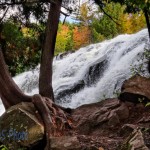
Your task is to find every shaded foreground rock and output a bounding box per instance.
[72,98,129,135]
[71,98,150,149]
[0,102,44,150]
[119,129,149,150]
[120,75,150,103]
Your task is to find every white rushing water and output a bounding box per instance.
[0,29,149,115]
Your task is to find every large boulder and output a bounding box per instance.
[120,75,150,103]
[0,102,44,150]
[71,97,150,149]
[72,98,129,135]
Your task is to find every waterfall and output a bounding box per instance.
[0,29,149,115]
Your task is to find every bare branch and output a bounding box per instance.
[93,1,120,25]
[99,5,120,25]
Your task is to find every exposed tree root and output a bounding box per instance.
[32,94,73,150]
[0,49,73,149]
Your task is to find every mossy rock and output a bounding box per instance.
[0,102,44,150]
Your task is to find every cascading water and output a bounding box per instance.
[0,29,149,115]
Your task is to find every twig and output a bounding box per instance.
[99,5,120,25]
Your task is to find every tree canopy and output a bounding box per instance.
[94,0,150,39]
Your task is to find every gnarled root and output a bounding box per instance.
[32,94,73,150]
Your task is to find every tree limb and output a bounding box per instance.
[99,5,120,25]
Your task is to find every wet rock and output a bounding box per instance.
[55,50,75,60]
[84,59,108,86]
[50,136,81,150]
[55,80,85,101]
[120,75,150,103]
[119,129,149,150]
[0,102,44,150]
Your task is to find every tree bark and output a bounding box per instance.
[0,49,32,109]
[0,1,72,149]
[144,9,150,41]
[0,48,71,150]
[39,0,62,101]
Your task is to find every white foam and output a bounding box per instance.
[0,29,149,115]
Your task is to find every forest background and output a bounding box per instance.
[1,2,146,76]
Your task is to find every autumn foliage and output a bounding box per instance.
[73,26,91,49]
[0,2,146,76]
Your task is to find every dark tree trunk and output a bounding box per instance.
[0,48,71,150]
[144,9,150,40]
[0,24,31,109]
[0,1,72,149]
[0,50,32,109]
[39,0,62,101]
